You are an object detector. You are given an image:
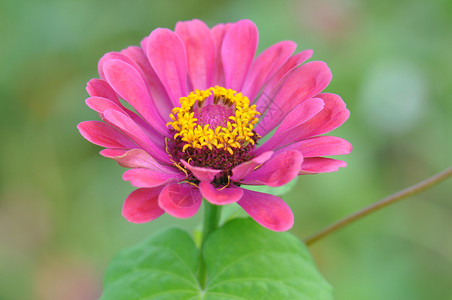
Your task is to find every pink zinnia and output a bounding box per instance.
[78,19,351,232]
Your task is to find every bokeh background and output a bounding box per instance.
[1,0,451,299]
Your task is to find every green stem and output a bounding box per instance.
[198,201,222,289]
[304,165,452,246]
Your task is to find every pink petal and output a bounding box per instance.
[85,96,164,146]
[102,109,170,163]
[242,41,297,101]
[77,121,135,148]
[277,136,352,158]
[240,150,303,187]
[291,93,350,139]
[175,19,215,90]
[238,189,294,232]
[256,97,325,154]
[103,59,168,136]
[199,181,243,205]
[300,157,347,174]
[121,46,173,118]
[122,188,165,223]
[86,78,120,105]
[222,20,258,90]
[123,168,185,188]
[158,183,202,218]
[211,23,232,86]
[230,151,274,182]
[180,160,220,182]
[255,61,331,136]
[145,28,188,106]
[100,149,176,171]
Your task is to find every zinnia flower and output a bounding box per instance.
[78,19,351,231]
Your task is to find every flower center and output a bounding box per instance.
[166,86,261,184]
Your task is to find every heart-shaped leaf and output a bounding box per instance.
[100,218,333,299]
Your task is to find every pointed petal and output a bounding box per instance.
[102,109,170,162]
[180,160,220,182]
[103,59,168,136]
[256,97,325,154]
[255,61,331,136]
[122,188,165,223]
[175,19,215,90]
[146,28,188,106]
[292,93,350,139]
[158,183,202,218]
[240,150,303,187]
[123,168,185,188]
[238,189,294,232]
[100,149,176,171]
[77,121,135,148]
[276,136,352,158]
[242,41,297,101]
[300,157,347,174]
[230,151,274,182]
[199,182,243,205]
[222,20,258,90]
[211,23,232,86]
[86,78,120,104]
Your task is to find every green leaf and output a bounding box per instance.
[100,218,332,300]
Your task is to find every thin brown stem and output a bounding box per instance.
[304,165,452,246]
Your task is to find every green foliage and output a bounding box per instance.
[100,218,332,300]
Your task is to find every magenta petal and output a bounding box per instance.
[102,109,170,163]
[300,157,347,174]
[122,188,165,223]
[242,41,297,101]
[146,28,188,106]
[293,93,350,139]
[211,23,232,86]
[77,121,135,148]
[103,59,168,136]
[175,19,215,90]
[238,189,293,232]
[123,168,185,188]
[222,20,258,90]
[241,150,303,187]
[180,160,220,182]
[230,151,274,182]
[278,136,353,158]
[158,183,202,218]
[100,149,176,170]
[86,78,120,104]
[256,98,325,154]
[199,181,243,205]
[255,61,332,136]
[121,46,173,118]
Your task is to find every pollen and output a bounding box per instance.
[167,86,260,155]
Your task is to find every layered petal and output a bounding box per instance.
[122,188,165,223]
[86,78,120,104]
[211,23,232,86]
[158,183,202,218]
[123,168,185,188]
[175,19,215,90]
[77,121,135,148]
[300,157,347,174]
[230,151,273,182]
[199,181,243,205]
[238,189,294,232]
[100,149,176,171]
[255,61,332,136]
[181,160,220,182]
[240,150,303,187]
[242,41,297,101]
[276,136,352,158]
[222,20,258,90]
[145,28,188,106]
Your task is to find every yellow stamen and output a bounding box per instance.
[167,86,260,153]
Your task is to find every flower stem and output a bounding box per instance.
[304,165,452,246]
[198,201,222,289]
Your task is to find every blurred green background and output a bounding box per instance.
[1,0,451,299]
